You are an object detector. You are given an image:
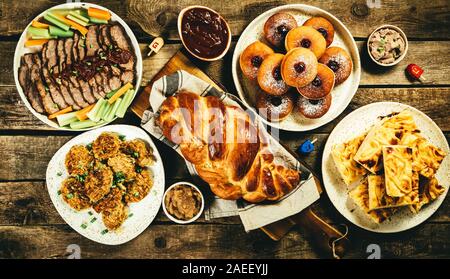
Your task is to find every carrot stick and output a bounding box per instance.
[32,20,49,29]
[24,39,49,47]
[48,106,73,119]
[88,7,111,21]
[75,104,95,121]
[108,83,133,105]
[53,14,88,36]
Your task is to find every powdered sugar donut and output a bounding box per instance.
[281,47,318,88]
[257,91,295,121]
[319,47,353,85]
[297,93,332,119]
[257,53,289,95]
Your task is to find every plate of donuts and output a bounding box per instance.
[232,4,361,131]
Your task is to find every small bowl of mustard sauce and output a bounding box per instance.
[162,182,204,224]
[178,5,232,61]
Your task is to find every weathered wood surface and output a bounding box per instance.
[1,0,449,39]
[0,0,449,259]
[0,223,448,259]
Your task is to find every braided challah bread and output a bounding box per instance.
[155,90,300,203]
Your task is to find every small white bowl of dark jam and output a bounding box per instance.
[178,5,232,61]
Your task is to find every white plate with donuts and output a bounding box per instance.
[231,4,360,131]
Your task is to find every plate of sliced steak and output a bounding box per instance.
[14,3,142,130]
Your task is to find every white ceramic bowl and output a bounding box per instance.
[367,24,408,67]
[13,2,143,131]
[177,5,232,61]
[162,181,205,224]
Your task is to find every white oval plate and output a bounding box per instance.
[322,102,449,233]
[46,125,165,245]
[231,4,361,131]
[13,2,143,131]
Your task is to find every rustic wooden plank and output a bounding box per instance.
[0,223,448,258]
[2,86,449,131]
[128,0,450,40]
[2,41,449,87]
[0,181,448,227]
[1,0,448,39]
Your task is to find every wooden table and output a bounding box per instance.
[0,0,449,259]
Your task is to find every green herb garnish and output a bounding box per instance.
[57,190,61,195]
[81,223,88,229]
[57,171,62,176]
[377,47,384,53]
[90,217,97,223]
[101,229,108,235]
[88,211,93,216]
[86,143,92,150]
[75,173,88,183]
[128,213,134,218]
[135,166,142,173]
[118,135,126,141]
[66,193,74,199]
[134,192,140,197]
[113,172,126,185]
[132,152,139,158]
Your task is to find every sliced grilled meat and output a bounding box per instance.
[65,38,74,66]
[108,65,122,91]
[99,70,112,94]
[73,33,80,62]
[43,67,68,109]
[45,40,58,70]
[78,78,96,104]
[109,25,131,51]
[21,54,44,113]
[94,73,107,97]
[57,39,66,72]
[58,79,80,110]
[120,70,134,85]
[31,54,59,114]
[78,35,86,60]
[86,25,101,57]
[99,25,113,50]
[88,77,102,100]
[66,77,89,108]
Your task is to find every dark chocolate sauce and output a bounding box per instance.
[181,7,229,59]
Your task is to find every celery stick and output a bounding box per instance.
[69,11,89,23]
[28,26,50,38]
[89,17,108,24]
[49,26,74,37]
[115,90,135,118]
[45,13,70,31]
[96,101,110,122]
[56,111,78,127]
[70,119,103,129]
[104,97,122,121]
[87,98,105,122]
[31,35,57,40]
[66,15,88,27]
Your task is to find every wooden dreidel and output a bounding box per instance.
[297,138,317,155]
[406,64,427,82]
[147,37,164,56]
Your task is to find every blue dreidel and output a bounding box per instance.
[298,138,317,155]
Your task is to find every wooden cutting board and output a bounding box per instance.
[131,49,349,258]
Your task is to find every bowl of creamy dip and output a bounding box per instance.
[162,182,204,224]
[367,25,408,66]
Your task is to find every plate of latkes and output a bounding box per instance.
[46,125,165,245]
[322,102,449,233]
[232,4,360,131]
